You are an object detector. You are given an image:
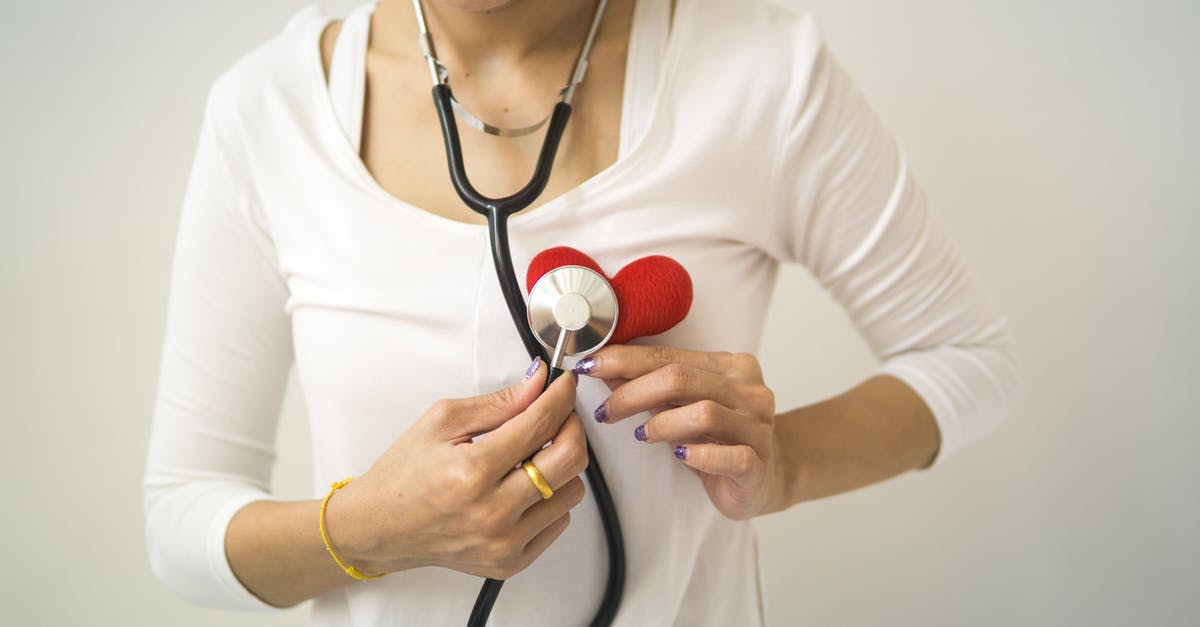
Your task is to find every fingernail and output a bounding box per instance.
[574,357,596,376]
[571,368,579,385]
[593,402,608,423]
[634,424,648,441]
[674,446,688,461]
[523,356,542,380]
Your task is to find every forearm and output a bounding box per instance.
[224,498,363,608]
[766,374,941,513]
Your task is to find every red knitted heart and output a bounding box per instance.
[525,246,693,345]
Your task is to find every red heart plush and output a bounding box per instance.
[525,246,693,345]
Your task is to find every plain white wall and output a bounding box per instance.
[1,0,1196,625]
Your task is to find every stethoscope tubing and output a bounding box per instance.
[432,84,567,359]
[431,84,627,627]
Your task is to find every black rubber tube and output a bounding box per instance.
[431,85,626,627]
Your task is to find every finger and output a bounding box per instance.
[596,363,746,424]
[429,357,548,441]
[518,511,572,567]
[604,385,687,419]
[674,443,761,480]
[476,369,578,474]
[576,345,748,381]
[601,377,627,392]
[600,378,701,415]
[513,476,585,545]
[638,400,770,453]
[497,412,588,507]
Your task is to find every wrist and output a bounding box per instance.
[322,480,387,576]
[761,429,794,515]
[764,411,818,515]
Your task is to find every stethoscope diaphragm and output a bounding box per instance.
[527,265,618,367]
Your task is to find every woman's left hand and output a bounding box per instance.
[575,345,786,520]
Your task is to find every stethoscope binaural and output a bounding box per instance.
[410,1,624,626]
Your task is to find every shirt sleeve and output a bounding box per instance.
[142,74,292,609]
[771,30,1024,467]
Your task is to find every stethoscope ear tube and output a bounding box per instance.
[432,85,572,217]
[432,83,626,626]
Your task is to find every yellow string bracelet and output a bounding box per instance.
[319,478,385,581]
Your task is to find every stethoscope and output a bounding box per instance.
[410,1,625,626]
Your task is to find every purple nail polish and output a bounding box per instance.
[594,402,608,423]
[674,446,688,461]
[524,356,542,380]
[634,424,648,441]
[574,357,596,375]
[571,368,579,385]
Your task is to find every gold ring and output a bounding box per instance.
[522,460,554,500]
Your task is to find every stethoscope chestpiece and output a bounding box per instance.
[527,265,618,368]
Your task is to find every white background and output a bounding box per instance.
[2,0,1197,625]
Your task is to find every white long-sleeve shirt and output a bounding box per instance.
[143,0,1023,625]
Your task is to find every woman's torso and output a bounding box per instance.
[215,0,820,623]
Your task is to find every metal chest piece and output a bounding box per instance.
[527,265,619,368]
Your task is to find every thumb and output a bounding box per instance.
[436,357,547,440]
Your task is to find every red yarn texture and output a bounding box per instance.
[525,246,693,345]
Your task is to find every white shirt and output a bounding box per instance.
[143,0,1023,625]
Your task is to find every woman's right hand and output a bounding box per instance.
[322,357,588,580]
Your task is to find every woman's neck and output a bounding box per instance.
[375,0,600,71]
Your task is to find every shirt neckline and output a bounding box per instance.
[304,0,683,235]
